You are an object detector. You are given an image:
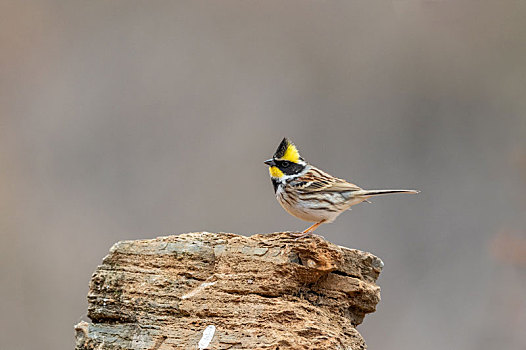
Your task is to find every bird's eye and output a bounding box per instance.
[281,161,290,168]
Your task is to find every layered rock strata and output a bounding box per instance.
[75,232,383,350]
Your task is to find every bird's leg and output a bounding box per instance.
[303,221,323,233]
[289,221,324,240]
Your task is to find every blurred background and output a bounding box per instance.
[1,1,525,349]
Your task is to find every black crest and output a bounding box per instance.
[273,138,290,159]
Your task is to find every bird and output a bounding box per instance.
[264,137,419,238]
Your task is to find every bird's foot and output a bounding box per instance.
[288,222,325,240]
[289,231,325,241]
[292,232,314,240]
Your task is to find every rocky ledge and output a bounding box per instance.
[75,232,383,350]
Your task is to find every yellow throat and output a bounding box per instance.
[269,166,284,178]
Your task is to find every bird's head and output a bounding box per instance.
[264,138,306,180]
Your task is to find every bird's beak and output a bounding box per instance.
[264,159,275,166]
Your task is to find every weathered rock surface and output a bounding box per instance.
[75,232,383,350]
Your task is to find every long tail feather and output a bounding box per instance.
[354,189,420,197]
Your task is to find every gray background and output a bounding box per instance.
[1,1,525,349]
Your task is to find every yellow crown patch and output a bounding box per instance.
[278,143,300,163]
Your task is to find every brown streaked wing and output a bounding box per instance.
[294,166,362,193]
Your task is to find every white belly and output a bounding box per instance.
[275,187,361,223]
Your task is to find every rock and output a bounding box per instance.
[74,232,383,350]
